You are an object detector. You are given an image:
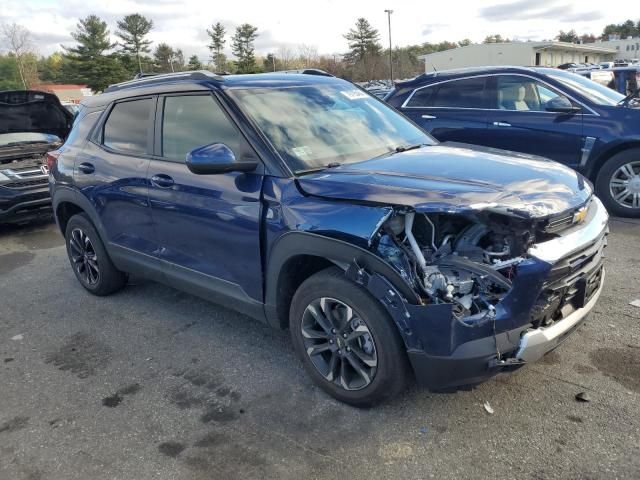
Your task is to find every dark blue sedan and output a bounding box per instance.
[386,66,640,217]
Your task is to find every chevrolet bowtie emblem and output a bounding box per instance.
[573,206,588,224]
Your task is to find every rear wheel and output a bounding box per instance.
[595,149,640,217]
[290,267,408,407]
[64,213,127,295]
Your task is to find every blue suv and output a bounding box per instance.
[386,66,640,217]
[50,71,607,406]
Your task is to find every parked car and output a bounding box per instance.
[50,71,607,406]
[0,90,73,224]
[385,66,640,217]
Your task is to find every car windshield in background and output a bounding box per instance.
[546,70,625,106]
[230,84,435,172]
[0,132,61,147]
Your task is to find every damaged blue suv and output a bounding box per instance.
[50,71,608,406]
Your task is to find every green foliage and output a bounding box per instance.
[231,23,259,73]
[61,15,128,92]
[483,34,510,44]
[153,43,175,73]
[187,55,202,70]
[344,18,381,62]
[0,54,24,90]
[556,29,580,43]
[116,13,153,74]
[602,19,640,39]
[207,22,227,71]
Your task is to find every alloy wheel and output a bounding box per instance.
[609,160,640,209]
[301,297,378,391]
[69,228,100,285]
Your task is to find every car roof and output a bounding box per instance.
[83,71,344,108]
[395,66,546,87]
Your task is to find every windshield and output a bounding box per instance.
[545,70,625,106]
[0,132,61,147]
[229,83,435,172]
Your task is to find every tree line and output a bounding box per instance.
[2,15,640,92]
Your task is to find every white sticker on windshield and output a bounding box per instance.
[292,146,313,159]
[340,89,368,100]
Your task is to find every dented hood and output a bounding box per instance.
[296,145,592,219]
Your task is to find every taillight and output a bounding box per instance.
[46,150,61,172]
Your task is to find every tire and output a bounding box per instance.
[289,267,408,407]
[595,149,640,218]
[64,213,127,296]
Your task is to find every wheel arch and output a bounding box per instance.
[53,189,108,242]
[264,231,420,329]
[587,141,640,181]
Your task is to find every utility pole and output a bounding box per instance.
[384,9,394,82]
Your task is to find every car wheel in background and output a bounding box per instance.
[596,149,640,218]
[64,213,127,295]
[289,267,408,407]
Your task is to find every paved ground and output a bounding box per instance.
[0,217,639,480]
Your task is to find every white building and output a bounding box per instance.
[418,41,617,72]
[594,37,640,60]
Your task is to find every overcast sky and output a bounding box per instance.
[1,0,634,61]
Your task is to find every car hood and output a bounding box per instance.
[0,90,73,139]
[296,145,592,219]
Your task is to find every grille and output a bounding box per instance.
[2,178,49,189]
[531,230,607,327]
[539,200,591,236]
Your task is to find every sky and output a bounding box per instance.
[0,0,635,61]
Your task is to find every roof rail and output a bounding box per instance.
[104,70,224,93]
[276,68,334,77]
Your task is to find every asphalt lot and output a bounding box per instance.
[1,217,639,480]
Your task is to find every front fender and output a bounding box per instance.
[264,231,421,328]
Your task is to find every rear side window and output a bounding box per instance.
[161,95,243,161]
[406,87,435,107]
[103,98,153,154]
[430,77,487,108]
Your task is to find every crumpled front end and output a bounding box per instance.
[348,195,608,390]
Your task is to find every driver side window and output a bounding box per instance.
[161,94,243,162]
[496,75,567,112]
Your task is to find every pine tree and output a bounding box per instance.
[231,23,258,73]
[207,22,227,72]
[116,13,153,74]
[187,55,202,70]
[62,15,127,92]
[344,18,381,63]
[153,43,175,73]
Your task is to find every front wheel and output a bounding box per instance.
[595,150,640,217]
[289,267,408,407]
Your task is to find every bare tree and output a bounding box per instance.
[2,22,33,89]
[297,44,319,68]
[276,45,294,69]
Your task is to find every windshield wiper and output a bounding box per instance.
[295,162,342,176]
[394,143,425,153]
[617,87,640,107]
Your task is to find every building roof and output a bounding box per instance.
[418,41,617,60]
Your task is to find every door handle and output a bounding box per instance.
[493,121,512,127]
[77,162,95,174]
[151,174,174,188]
[421,114,437,119]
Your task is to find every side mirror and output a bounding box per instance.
[186,143,258,175]
[545,96,581,114]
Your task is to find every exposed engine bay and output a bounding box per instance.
[375,210,540,326]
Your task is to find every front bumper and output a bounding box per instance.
[0,185,52,223]
[404,197,609,390]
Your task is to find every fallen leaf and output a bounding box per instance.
[483,401,494,414]
[575,392,591,402]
